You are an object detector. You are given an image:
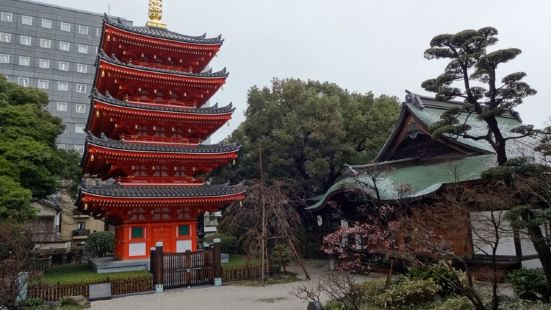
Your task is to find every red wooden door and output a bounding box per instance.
[152,226,175,253]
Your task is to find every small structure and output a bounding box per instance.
[29,194,71,263]
[308,91,542,267]
[76,0,244,260]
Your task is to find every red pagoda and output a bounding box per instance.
[76,1,244,260]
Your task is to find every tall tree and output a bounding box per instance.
[422,27,537,165]
[0,76,80,220]
[213,78,400,197]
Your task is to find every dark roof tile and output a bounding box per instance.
[98,50,228,78]
[92,90,234,114]
[105,15,223,45]
[86,133,240,154]
[81,183,243,198]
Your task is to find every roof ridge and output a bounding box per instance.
[103,14,223,45]
[90,89,235,114]
[97,50,229,78]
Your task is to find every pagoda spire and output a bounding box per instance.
[146,0,167,29]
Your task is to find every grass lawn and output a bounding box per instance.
[222,255,260,268]
[39,264,150,285]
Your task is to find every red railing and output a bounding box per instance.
[120,135,201,145]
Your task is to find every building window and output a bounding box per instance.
[38,79,49,89]
[0,33,11,43]
[58,61,69,71]
[75,104,86,113]
[41,18,52,29]
[75,124,85,133]
[78,25,88,35]
[18,56,30,66]
[56,102,67,111]
[77,64,87,73]
[76,84,87,93]
[39,38,51,49]
[76,222,85,230]
[38,59,50,69]
[21,15,33,26]
[0,54,9,63]
[60,21,71,32]
[73,145,84,153]
[1,12,13,22]
[96,28,101,37]
[57,81,69,91]
[17,77,29,87]
[77,44,88,54]
[178,225,190,236]
[57,144,66,150]
[20,36,32,46]
[59,41,70,51]
[131,227,144,239]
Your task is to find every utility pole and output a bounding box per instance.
[259,142,266,287]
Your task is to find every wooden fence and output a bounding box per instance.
[222,264,265,282]
[28,276,153,301]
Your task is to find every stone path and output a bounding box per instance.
[90,260,373,310]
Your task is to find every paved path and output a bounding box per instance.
[90,260,374,310]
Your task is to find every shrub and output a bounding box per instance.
[508,268,551,302]
[431,296,473,310]
[374,278,441,310]
[324,299,353,310]
[360,278,386,302]
[85,231,114,258]
[408,264,464,296]
[206,232,238,254]
[271,243,292,272]
[19,297,43,309]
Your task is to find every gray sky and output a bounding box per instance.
[40,0,551,142]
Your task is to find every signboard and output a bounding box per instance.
[89,283,112,300]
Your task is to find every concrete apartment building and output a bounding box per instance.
[0,0,131,152]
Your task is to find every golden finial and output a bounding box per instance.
[146,0,167,29]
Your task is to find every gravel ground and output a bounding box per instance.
[90,260,374,310]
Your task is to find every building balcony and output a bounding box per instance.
[72,229,90,239]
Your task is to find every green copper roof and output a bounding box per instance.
[307,93,538,212]
[306,154,495,211]
[407,101,528,157]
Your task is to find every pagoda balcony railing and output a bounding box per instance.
[127,97,197,108]
[118,177,204,185]
[121,135,202,145]
[129,60,193,73]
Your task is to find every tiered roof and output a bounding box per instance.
[307,91,537,211]
[77,11,242,222]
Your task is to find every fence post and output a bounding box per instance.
[213,244,222,286]
[154,242,164,293]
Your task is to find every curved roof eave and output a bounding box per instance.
[104,14,223,46]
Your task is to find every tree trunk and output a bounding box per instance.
[523,212,551,292]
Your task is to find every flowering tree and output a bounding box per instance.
[322,203,399,273]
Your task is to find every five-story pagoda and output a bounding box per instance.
[76,0,244,260]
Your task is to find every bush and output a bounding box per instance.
[324,299,353,310]
[499,298,551,310]
[431,296,473,310]
[360,278,386,303]
[19,297,44,309]
[206,233,238,254]
[271,244,292,272]
[85,231,114,258]
[408,264,464,297]
[508,268,551,302]
[373,278,441,310]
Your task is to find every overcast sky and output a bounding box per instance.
[40,0,551,142]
